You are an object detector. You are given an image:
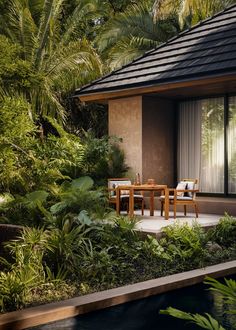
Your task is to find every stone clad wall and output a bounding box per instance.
[108,95,175,186]
[109,96,142,181]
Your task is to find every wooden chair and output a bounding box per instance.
[108,178,144,215]
[160,179,199,219]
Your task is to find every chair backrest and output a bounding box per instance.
[181,179,198,198]
[108,178,131,198]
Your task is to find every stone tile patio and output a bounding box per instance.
[133,210,222,235]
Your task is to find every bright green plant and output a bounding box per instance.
[137,235,171,260]
[0,96,86,194]
[152,0,236,28]
[1,176,107,227]
[78,247,117,288]
[0,226,76,312]
[1,0,102,123]
[49,176,106,218]
[207,214,236,248]
[81,131,129,184]
[160,276,236,330]
[96,1,179,69]
[0,227,48,312]
[161,222,205,264]
[0,190,50,227]
[0,270,36,312]
[0,96,36,192]
[160,307,225,330]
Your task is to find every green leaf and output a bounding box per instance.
[71,176,94,191]
[50,201,68,215]
[77,210,92,225]
[25,190,49,203]
[160,307,226,330]
[23,190,49,209]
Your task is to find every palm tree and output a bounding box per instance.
[1,0,103,123]
[153,0,236,27]
[96,1,180,69]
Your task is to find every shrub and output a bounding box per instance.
[81,131,129,185]
[161,222,206,266]
[207,214,236,248]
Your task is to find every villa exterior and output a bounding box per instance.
[75,5,236,213]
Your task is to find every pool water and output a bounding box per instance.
[30,279,236,330]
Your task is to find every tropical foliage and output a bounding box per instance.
[0,0,236,319]
[0,0,102,124]
[95,0,236,69]
[153,0,236,27]
[160,276,236,330]
[96,0,180,69]
[0,214,236,312]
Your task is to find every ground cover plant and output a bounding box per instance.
[0,211,235,313]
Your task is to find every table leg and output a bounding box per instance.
[129,188,134,217]
[149,190,154,216]
[164,187,169,220]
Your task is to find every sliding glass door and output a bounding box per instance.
[200,98,224,193]
[229,96,236,193]
[178,96,236,195]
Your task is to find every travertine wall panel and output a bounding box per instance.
[109,96,142,179]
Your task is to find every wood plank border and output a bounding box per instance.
[0,260,236,330]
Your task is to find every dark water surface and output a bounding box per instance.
[30,277,236,330]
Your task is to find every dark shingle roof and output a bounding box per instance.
[75,4,236,98]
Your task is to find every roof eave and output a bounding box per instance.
[75,72,236,102]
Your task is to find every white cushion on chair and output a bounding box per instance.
[176,182,187,196]
[108,180,131,196]
[120,194,143,199]
[184,181,195,198]
[159,195,192,201]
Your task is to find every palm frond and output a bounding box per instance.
[204,276,236,308]
[44,39,103,88]
[4,0,37,60]
[34,0,55,69]
[61,0,98,44]
[160,307,226,330]
[96,1,178,70]
[108,36,156,69]
[153,0,181,21]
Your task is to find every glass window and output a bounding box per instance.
[200,98,224,193]
[228,96,236,193]
[178,97,225,193]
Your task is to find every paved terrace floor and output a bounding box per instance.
[130,210,222,235]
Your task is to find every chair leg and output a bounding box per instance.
[194,203,199,218]
[125,200,129,214]
[141,200,144,215]
[184,205,187,216]
[160,201,163,216]
[174,203,176,219]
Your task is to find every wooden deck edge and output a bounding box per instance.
[0,260,235,330]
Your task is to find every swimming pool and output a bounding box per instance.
[29,277,235,330]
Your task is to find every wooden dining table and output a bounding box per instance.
[116,184,169,220]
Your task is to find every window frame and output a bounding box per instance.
[177,93,236,197]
